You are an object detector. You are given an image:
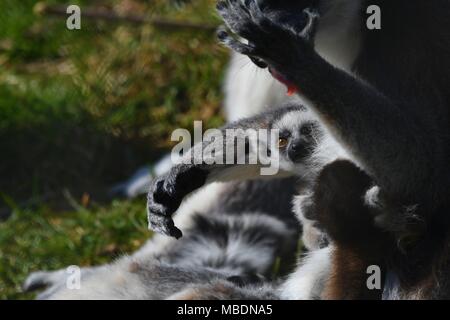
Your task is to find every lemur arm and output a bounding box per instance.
[147,108,294,238]
[217,1,438,203]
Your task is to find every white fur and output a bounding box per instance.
[224,53,293,121]
[279,247,332,300]
[364,186,381,208]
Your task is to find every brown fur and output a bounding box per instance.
[324,246,383,300]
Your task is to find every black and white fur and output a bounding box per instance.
[23,174,299,299]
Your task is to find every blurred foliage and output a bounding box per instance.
[0,0,229,299]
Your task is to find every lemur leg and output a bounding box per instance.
[311,160,393,299]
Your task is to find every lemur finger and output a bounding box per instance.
[148,213,183,239]
[235,0,272,37]
[147,180,178,236]
[250,56,268,69]
[300,8,320,43]
[246,0,273,31]
[249,1,319,43]
[147,180,177,215]
[216,1,245,30]
[147,198,170,218]
[217,28,258,56]
[216,0,258,39]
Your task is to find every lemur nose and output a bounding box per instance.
[291,142,302,151]
[288,142,308,162]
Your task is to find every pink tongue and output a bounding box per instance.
[269,68,299,96]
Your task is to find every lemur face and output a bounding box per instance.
[271,109,321,165]
[277,121,318,162]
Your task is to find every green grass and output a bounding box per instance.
[0,198,150,299]
[0,0,229,299]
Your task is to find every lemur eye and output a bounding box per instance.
[278,137,289,149]
[300,125,313,135]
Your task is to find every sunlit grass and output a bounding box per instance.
[0,198,150,299]
[0,0,229,299]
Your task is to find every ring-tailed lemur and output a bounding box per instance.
[148,0,450,299]
[24,1,354,301]
[25,103,366,300]
[23,173,300,299]
[26,0,450,300]
[218,0,450,299]
[25,103,339,300]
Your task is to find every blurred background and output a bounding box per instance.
[0,0,229,298]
